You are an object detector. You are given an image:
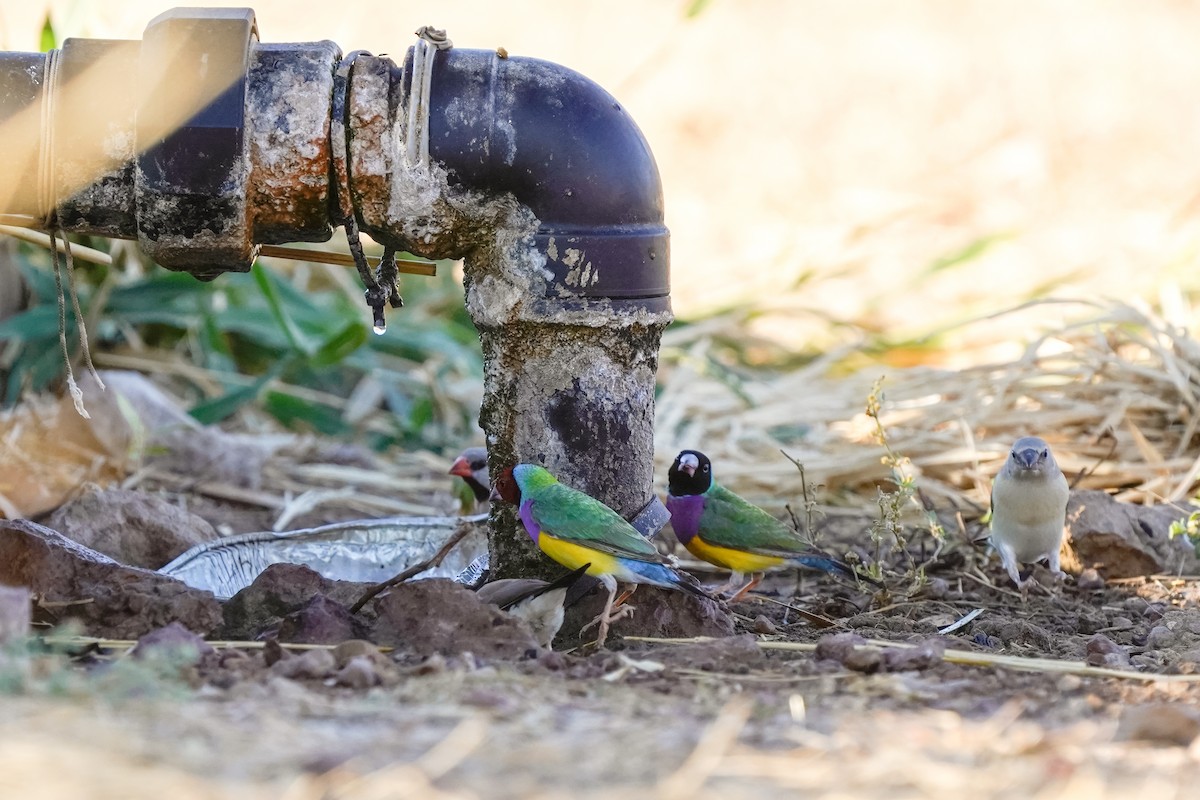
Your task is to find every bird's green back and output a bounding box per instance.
[521,470,661,562]
[699,483,814,555]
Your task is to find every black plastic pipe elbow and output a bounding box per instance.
[426,50,669,306]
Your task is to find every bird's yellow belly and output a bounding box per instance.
[538,534,621,577]
[685,537,783,574]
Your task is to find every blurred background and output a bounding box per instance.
[3,0,1200,517]
[5,0,1200,345]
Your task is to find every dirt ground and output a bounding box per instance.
[4,499,1200,800]
[4,2,1200,797]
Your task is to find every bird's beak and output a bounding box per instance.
[449,457,473,479]
[489,483,504,503]
[1016,449,1039,470]
[680,463,696,477]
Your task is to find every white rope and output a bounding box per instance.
[37,48,60,223]
[404,26,452,171]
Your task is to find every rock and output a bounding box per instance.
[923,577,951,600]
[0,519,221,638]
[130,622,213,664]
[752,615,778,635]
[974,619,1055,650]
[371,579,542,661]
[1095,652,1131,669]
[262,638,286,667]
[1116,704,1200,746]
[1123,597,1149,615]
[815,632,868,663]
[1075,568,1105,591]
[220,563,373,640]
[333,656,381,689]
[882,639,946,671]
[271,648,337,680]
[277,595,366,645]
[48,488,219,569]
[1064,490,1200,578]
[842,647,883,673]
[1146,625,1177,650]
[555,584,734,648]
[1085,633,1129,667]
[332,639,385,667]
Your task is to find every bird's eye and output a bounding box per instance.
[1011,451,1017,458]
[1041,450,1048,458]
[702,464,710,472]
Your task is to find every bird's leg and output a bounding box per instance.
[613,585,638,609]
[579,576,632,648]
[995,542,1024,589]
[726,573,763,603]
[1046,550,1067,585]
[707,574,738,596]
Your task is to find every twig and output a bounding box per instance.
[258,244,437,276]
[625,635,1200,683]
[0,224,113,265]
[350,523,474,614]
[1070,431,1118,489]
[752,595,843,629]
[42,635,394,653]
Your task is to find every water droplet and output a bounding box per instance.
[373,324,387,335]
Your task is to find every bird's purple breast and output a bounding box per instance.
[518,499,540,542]
[666,494,705,544]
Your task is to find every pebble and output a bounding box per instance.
[924,577,950,600]
[1146,625,1176,649]
[1116,704,1200,746]
[1086,633,1123,657]
[271,648,336,680]
[752,615,779,635]
[332,655,380,689]
[814,632,867,663]
[1056,674,1084,692]
[1129,654,1161,670]
[1075,568,1105,591]
[1123,597,1150,615]
[332,639,384,668]
[841,647,883,674]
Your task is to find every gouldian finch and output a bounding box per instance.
[493,463,709,647]
[475,563,590,648]
[666,450,867,599]
[989,436,1069,592]
[449,447,490,507]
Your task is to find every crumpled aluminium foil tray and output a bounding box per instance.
[159,513,489,600]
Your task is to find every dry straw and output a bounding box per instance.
[655,298,1200,516]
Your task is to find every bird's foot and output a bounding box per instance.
[724,575,763,603]
[580,604,636,640]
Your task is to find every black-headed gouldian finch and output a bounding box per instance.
[475,563,591,648]
[666,449,867,599]
[989,436,1069,593]
[493,463,710,648]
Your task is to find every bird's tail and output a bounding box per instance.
[626,560,714,600]
[788,553,882,587]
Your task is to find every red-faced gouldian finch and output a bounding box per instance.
[666,450,870,599]
[449,446,490,510]
[989,436,1069,593]
[493,463,710,647]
